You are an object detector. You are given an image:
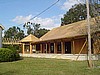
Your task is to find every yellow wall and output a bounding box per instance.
[74,38,87,54]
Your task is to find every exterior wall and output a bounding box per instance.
[32,38,88,54]
[74,38,87,54]
[0,27,2,48]
[21,37,88,54]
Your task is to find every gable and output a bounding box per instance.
[21,34,39,42]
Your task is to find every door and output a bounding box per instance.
[65,42,71,54]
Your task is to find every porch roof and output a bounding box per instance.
[40,18,97,42]
[21,34,39,42]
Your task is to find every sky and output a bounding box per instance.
[0,0,84,31]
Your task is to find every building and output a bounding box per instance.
[0,24,4,48]
[20,18,100,60]
[21,34,39,54]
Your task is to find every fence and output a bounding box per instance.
[2,38,21,45]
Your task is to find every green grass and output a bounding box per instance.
[0,58,100,75]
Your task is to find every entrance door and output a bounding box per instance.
[50,43,54,53]
[57,42,61,53]
[65,42,71,54]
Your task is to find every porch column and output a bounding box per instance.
[42,44,45,53]
[40,44,43,53]
[22,43,25,54]
[30,43,32,54]
[45,43,48,53]
[54,42,57,54]
[34,45,36,51]
[72,40,75,54]
[61,42,65,54]
[48,43,51,53]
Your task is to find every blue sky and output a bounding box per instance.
[0,0,83,31]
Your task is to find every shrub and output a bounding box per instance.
[3,45,21,53]
[7,45,21,60]
[0,48,20,62]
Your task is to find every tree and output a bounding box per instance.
[91,22,100,54]
[61,3,95,26]
[4,26,25,39]
[38,28,50,38]
[34,23,41,37]
[23,22,40,36]
[23,22,49,38]
[90,0,100,55]
[61,1,100,68]
[61,3,100,53]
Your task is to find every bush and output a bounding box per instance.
[3,45,22,53]
[7,45,21,60]
[0,48,20,62]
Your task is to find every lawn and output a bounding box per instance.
[0,58,100,75]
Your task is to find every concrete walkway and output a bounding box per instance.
[20,53,100,60]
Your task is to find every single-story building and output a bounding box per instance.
[21,34,39,54]
[20,18,100,60]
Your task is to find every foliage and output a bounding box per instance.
[6,45,21,60]
[34,23,41,37]
[0,58,100,75]
[23,22,49,38]
[92,31,100,54]
[0,48,20,62]
[38,28,50,38]
[3,44,21,53]
[23,22,40,36]
[89,19,100,53]
[4,26,25,39]
[61,4,96,25]
[0,48,13,62]
[61,3,100,51]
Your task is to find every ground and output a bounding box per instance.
[0,58,100,75]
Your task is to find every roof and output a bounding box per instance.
[40,18,97,41]
[21,34,39,42]
[0,24,4,30]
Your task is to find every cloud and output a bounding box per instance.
[31,17,55,29]
[12,14,63,29]
[12,15,33,24]
[61,0,84,11]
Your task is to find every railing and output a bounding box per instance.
[2,38,21,45]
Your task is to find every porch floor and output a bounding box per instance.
[20,53,100,60]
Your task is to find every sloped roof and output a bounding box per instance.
[21,34,39,42]
[40,18,97,41]
[0,24,4,30]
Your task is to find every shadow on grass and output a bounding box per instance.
[0,70,18,75]
[0,56,23,63]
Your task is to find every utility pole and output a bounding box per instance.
[86,0,93,68]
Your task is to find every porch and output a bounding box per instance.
[22,37,89,54]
